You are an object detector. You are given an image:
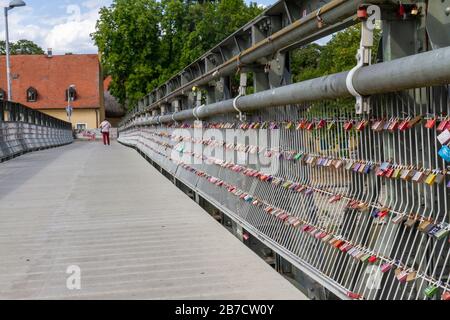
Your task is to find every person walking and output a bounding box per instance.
[99,119,112,146]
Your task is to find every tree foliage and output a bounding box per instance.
[0,39,44,55]
[291,25,381,82]
[92,0,262,107]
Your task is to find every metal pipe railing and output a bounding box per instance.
[127,0,395,118]
[121,45,450,129]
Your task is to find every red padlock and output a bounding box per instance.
[425,118,437,129]
[347,292,362,299]
[316,119,327,129]
[437,118,449,131]
[357,6,368,20]
[442,291,450,301]
[344,121,353,131]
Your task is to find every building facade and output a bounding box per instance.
[0,53,105,129]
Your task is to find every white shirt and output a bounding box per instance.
[100,120,111,133]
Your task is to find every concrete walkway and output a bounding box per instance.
[0,141,306,299]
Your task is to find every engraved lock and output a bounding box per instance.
[422,222,437,234]
[400,167,414,181]
[333,239,345,249]
[360,253,371,263]
[437,130,450,145]
[385,167,395,178]
[383,118,392,130]
[423,285,438,298]
[380,262,393,273]
[428,225,442,237]
[425,117,437,129]
[388,118,400,132]
[378,208,390,218]
[396,268,409,282]
[329,194,342,203]
[355,251,367,260]
[358,163,367,173]
[327,121,336,130]
[398,117,411,131]
[344,121,353,131]
[293,220,302,228]
[404,214,419,228]
[347,292,362,299]
[408,115,423,128]
[392,213,407,224]
[438,145,450,163]
[371,209,380,218]
[441,291,450,301]
[412,170,426,183]
[372,119,385,132]
[317,119,327,129]
[418,219,432,232]
[356,119,368,131]
[392,167,402,179]
[437,118,449,132]
[434,172,445,184]
[285,121,294,130]
[433,224,449,240]
[425,171,437,185]
[335,160,344,169]
[306,122,315,130]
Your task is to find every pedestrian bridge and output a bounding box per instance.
[0,141,306,299]
[2,0,450,301]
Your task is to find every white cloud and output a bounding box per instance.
[0,2,109,54]
[45,5,100,53]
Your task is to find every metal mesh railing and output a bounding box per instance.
[118,85,450,300]
[0,101,73,161]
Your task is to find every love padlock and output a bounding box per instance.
[438,145,450,162]
[437,130,450,145]
[408,115,423,128]
[344,121,353,131]
[442,291,450,300]
[398,118,411,131]
[437,118,449,132]
[380,262,393,273]
[425,118,437,129]
[316,119,326,129]
[424,285,439,298]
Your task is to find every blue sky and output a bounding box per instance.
[0,0,276,55]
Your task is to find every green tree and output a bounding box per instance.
[291,25,382,82]
[93,0,162,106]
[93,0,262,109]
[0,39,44,55]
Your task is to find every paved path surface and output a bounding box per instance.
[0,141,306,299]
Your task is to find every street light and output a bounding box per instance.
[4,0,26,101]
[66,85,75,123]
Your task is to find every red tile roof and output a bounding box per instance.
[0,54,101,110]
[104,75,112,92]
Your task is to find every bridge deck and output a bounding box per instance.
[0,141,306,299]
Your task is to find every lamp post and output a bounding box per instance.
[66,85,75,123]
[4,0,26,101]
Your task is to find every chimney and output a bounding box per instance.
[47,48,53,58]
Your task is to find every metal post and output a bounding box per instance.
[4,7,12,101]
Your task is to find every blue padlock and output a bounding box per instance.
[438,145,450,162]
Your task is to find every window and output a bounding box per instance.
[0,89,5,101]
[76,123,87,130]
[66,86,77,102]
[27,87,38,102]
